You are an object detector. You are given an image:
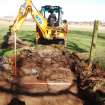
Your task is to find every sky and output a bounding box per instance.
[0,0,105,21]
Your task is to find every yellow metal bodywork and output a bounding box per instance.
[11,0,66,42]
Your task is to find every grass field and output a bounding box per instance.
[0,20,105,68]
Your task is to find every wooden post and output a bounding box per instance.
[88,20,99,67]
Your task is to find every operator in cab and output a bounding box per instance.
[48,10,57,27]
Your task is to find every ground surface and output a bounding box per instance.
[0,45,105,105]
[0,20,105,105]
[0,46,84,105]
[0,20,105,68]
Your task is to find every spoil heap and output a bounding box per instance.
[68,53,105,105]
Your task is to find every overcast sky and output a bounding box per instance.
[0,0,105,21]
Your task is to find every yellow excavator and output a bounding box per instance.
[10,0,68,45]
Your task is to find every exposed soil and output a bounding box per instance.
[0,45,105,105]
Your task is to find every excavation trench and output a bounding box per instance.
[0,45,105,105]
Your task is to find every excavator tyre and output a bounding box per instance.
[38,38,65,45]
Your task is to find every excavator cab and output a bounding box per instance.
[41,5,63,27]
[36,5,66,45]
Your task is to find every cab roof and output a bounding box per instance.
[41,5,62,11]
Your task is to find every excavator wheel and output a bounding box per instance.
[38,38,65,45]
[58,39,65,45]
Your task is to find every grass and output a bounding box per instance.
[0,21,105,68]
[67,29,105,68]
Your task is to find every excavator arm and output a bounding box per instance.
[11,0,51,39]
[11,2,28,31]
[31,4,50,39]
